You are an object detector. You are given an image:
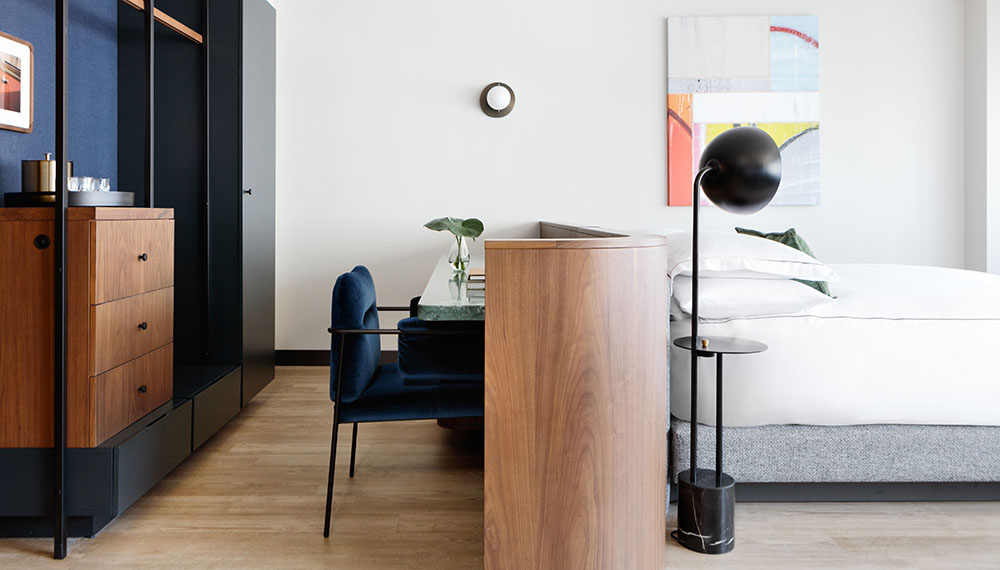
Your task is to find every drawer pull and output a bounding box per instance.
[139,252,148,261]
[138,321,148,330]
[138,384,148,394]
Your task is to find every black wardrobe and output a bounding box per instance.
[119,0,276,415]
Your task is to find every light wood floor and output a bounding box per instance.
[3,366,1000,569]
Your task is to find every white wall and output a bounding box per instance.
[966,0,988,272]
[275,0,966,350]
[965,0,1000,274]
[989,1,1000,273]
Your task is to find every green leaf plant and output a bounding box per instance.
[424,217,484,273]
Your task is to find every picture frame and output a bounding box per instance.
[0,30,33,133]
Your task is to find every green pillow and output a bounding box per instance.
[734,227,832,297]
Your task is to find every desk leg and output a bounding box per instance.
[716,354,723,487]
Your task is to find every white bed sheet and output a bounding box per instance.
[671,264,1000,427]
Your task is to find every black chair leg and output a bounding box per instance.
[323,413,341,538]
[349,423,358,478]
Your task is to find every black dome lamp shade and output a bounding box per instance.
[675,126,782,555]
[698,126,782,214]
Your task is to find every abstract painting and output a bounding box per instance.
[668,16,819,206]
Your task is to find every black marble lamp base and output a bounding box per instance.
[674,468,736,554]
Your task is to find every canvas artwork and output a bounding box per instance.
[668,16,819,206]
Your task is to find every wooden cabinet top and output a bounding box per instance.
[0,207,174,222]
[484,235,667,250]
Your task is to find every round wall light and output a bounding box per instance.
[480,82,515,117]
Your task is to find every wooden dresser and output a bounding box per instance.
[0,207,174,448]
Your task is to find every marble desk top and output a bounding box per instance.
[416,254,485,321]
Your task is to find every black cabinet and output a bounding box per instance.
[0,0,276,540]
[240,0,276,405]
[120,0,275,412]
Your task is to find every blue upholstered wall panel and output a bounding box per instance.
[0,0,117,195]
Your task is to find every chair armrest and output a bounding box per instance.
[376,306,412,312]
[328,328,482,335]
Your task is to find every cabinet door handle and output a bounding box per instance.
[137,385,148,394]
[138,322,148,330]
[139,253,148,262]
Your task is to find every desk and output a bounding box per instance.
[412,226,668,569]
[416,254,485,321]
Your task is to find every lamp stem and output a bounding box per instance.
[690,165,714,484]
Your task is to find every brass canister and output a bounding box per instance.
[21,153,74,193]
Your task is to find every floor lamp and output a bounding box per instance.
[675,126,782,554]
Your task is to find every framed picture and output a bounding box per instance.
[0,30,32,133]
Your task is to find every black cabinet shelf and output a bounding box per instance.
[174,363,240,399]
[0,399,193,538]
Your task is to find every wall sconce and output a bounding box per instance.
[480,82,515,118]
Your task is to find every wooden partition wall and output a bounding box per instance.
[484,231,668,570]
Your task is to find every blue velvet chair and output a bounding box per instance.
[324,266,484,537]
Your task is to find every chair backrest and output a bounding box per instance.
[330,266,381,404]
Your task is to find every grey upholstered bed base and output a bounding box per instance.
[669,417,1000,501]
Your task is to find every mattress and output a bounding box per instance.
[670,264,1000,427]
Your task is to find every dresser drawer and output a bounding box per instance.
[92,220,174,304]
[91,288,173,375]
[94,345,173,444]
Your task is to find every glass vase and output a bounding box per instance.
[449,235,471,273]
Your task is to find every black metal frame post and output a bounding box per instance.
[349,422,358,478]
[53,0,69,559]
[323,333,345,538]
[203,0,211,357]
[716,355,724,487]
[144,0,155,207]
[689,164,713,484]
[45,0,204,555]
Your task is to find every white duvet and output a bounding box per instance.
[671,264,1000,427]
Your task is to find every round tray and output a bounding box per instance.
[4,191,135,207]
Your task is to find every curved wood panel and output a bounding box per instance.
[484,240,668,570]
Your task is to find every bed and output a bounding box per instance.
[668,262,1000,499]
[544,222,1000,499]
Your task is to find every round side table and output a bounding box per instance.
[672,335,767,555]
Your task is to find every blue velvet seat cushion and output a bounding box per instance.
[339,363,484,423]
[330,266,381,404]
[397,317,485,384]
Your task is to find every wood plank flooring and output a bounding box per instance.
[3,366,1000,568]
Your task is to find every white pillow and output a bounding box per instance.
[672,276,832,319]
[667,231,838,282]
